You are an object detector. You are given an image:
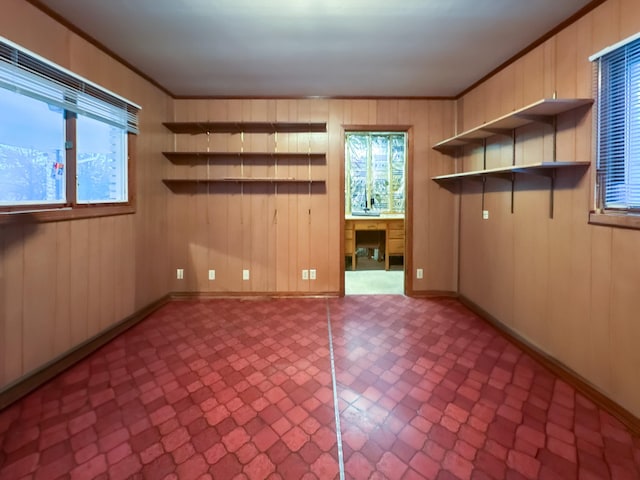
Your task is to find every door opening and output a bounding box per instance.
[343,131,407,295]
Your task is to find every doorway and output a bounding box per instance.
[342,129,410,295]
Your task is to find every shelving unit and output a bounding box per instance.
[162,121,327,187]
[163,122,326,135]
[432,98,593,152]
[163,152,326,163]
[163,178,324,185]
[431,98,593,218]
[432,161,591,182]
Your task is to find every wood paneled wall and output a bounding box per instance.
[0,0,172,390]
[168,99,457,295]
[453,0,640,417]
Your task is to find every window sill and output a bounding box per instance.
[0,204,135,225]
[589,211,640,230]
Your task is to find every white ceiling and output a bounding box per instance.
[35,0,594,98]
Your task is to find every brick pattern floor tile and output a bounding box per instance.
[0,299,338,479]
[0,296,639,480]
[327,295,640,480]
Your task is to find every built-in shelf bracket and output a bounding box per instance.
[432,98,592,152]
[481,176,487,214]
[550,171,556,219]
[483,128,513,137]
[514,113,556,126]
[510,173,515,214]
[432,162,589,218]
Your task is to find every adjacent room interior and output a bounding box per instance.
[344,131,406,295]
[1,0,640,478]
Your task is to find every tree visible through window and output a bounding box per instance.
[0,36,139,218]
[0,88,66,205]
[345,132,406,215]
[76,114,128,204]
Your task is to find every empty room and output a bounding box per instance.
[1,0,640,479]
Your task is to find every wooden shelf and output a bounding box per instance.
[163,178,325,185]
[163,122,327,190]
[432,161,590,182]
[163,122,327,134]
[433,98,593,152]
[162,152,326,163]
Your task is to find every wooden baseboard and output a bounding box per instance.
[407,290,459,298]
[0,294,171,411]
[173,290,458,300]
[8,291,635,437]
[459,295,640,436]
[170,291,341,300]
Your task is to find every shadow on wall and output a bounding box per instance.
[1,212,40,250]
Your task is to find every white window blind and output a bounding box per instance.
[593,35,640,211]
[0,36,140,134]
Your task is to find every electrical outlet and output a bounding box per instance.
[416,268,424,279]
[176,268,184,280]
[309,269,317,280]
[302,269,309,280]
[242,269,250,280]
[482,210,489,220]
[208,269,215,280]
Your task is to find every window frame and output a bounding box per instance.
[590,32,640,230]
[0,36,139,225]
[345,131,407,215]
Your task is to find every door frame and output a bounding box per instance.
[339,125,414,296]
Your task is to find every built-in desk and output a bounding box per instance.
[345,214,404,270]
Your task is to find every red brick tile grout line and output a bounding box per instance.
[325,299,346,480]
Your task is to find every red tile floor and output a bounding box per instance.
[0,296,639,479]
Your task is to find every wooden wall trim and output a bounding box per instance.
[339,125,414,296]
[170,292,341,300]
[457,0,608,98]
[0,294,171,411]
[407,290,458,298]
[173,96,456,101]
[174,290,459,299]
[9,287,634,438]
[459,295,640,436]
[25,0,173,97]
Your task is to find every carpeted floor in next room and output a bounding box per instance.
[0,296,639,479]
[344,254,404,295]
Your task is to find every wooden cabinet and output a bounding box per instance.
[345,217,404,271]
[344,227,354,256]
[353,221,388,231]
[387,220,405,256]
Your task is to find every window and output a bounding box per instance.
[345,132,406,214]
[0,36,139,221]
[591,34,640,226]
